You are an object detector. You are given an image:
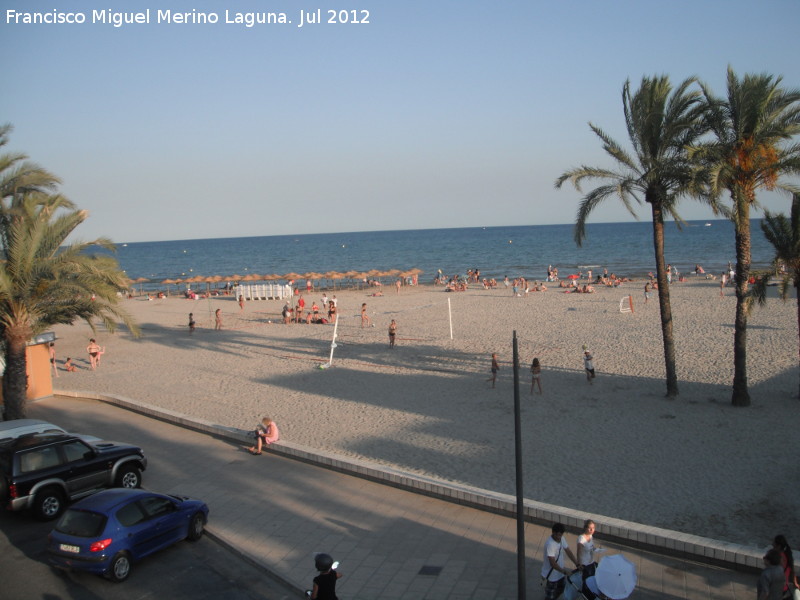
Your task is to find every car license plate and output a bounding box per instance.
[59,543,80,553]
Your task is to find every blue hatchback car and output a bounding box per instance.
[47,488,209,582]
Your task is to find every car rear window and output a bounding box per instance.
[55,509,106,537]
[116,501,147,526]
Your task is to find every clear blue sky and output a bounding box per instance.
[2,0,799,243]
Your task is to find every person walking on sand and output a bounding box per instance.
[530,357,541,394]
[49,342,59,378]
[189,312,196,334]
[361,303,371,328]
[644,281,651,304]
[584,350,596,384]
[247,417,280,455]
[238,294,245,312]
[388,319,397,348]
[487,353,499,388]
[87,338,102,370]
[215,308,222,330]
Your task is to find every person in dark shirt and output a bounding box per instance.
[310,553,342,600]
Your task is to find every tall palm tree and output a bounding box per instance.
[695,67,800,406]
[0,193,139,420]
[556,75,708,397]
[747,193,800,399]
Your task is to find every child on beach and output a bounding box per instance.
[584,350,596,384]
[64,357,77,372]
[388,319,397,348]
[308,553,341,600]
[361,303,371,327]
[215,308,222,330]
[189,312,196,334]
[487,353,499,388]
[530,357,542,394]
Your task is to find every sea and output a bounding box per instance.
[112,219,774,290]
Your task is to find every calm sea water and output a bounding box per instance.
[113,220,773,288]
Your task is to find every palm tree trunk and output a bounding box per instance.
[2,333,28,420]
[651,204,679,397]
[731,200,751,407]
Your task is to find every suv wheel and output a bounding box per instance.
[106,552,131,582]
[34,487,65,520]
[115,465,141,488]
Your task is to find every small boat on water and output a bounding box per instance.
[704,223,712,227]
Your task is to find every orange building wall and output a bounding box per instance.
[26,343,54,400]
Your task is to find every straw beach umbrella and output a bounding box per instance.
[133,276,149,296]
[162,278,177,295]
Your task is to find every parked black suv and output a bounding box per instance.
[0,432,147,520]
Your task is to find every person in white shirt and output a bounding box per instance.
[541,523,580,600]
[577,519,604,598]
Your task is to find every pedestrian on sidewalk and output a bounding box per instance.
[759,549,785,600]
[541,522,580,600]
[309,553,341,600]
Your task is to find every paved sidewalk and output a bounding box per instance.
[29,395,757,599]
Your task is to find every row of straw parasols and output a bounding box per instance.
[131,268,424,293]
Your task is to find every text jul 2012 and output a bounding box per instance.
[5,8,371,28]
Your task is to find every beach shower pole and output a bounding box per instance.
[512,331,526,598]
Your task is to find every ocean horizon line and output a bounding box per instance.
[114,218,735,246]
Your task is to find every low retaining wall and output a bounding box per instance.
[53,389,762,572]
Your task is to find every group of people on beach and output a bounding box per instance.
[280,295,339,325]
[48,338,105,374]
[486,349,595,392]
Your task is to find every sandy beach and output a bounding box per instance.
[47,278,798,548]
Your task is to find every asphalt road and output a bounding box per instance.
[0,507,299,599]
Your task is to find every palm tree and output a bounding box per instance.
[695,67,800,406]
[747,193,800,399]
[556,75,708,397]
[0,193,139,420]
[0,124,65,248]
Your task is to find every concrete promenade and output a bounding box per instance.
[30,392,759,599]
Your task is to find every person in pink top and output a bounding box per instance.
[248,417,280,455]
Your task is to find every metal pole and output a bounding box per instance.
[513,331,526,598]
[326,312,340,368]
[448,297,453,340]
